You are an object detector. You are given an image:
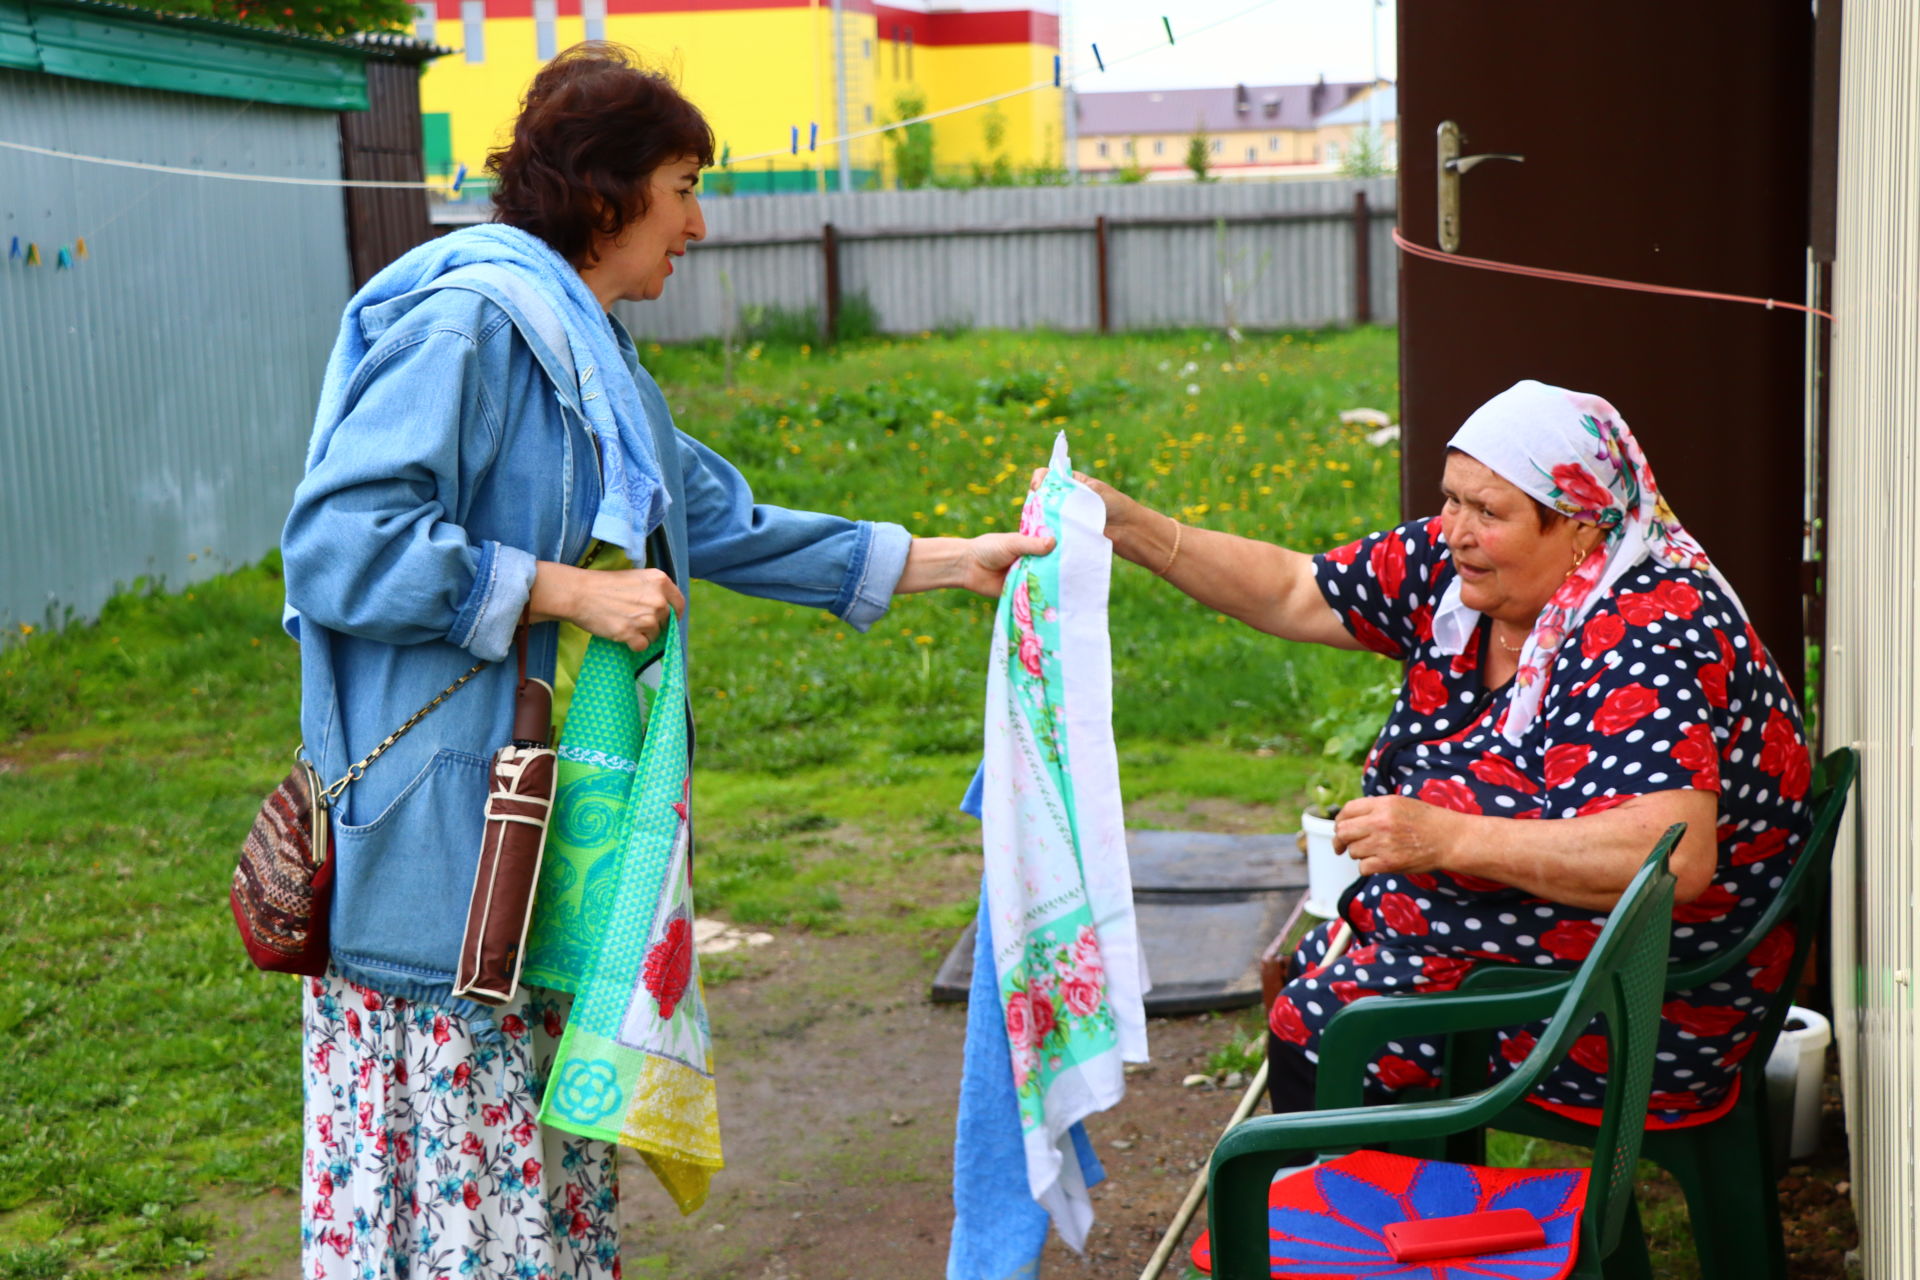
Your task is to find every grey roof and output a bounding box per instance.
[1074,80,1370,136]
[341,30,455,60]
[1314,83,1395,127]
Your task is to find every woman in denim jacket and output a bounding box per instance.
[281,46,1044,1278]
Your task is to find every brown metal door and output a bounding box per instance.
[1397,3,1814,692]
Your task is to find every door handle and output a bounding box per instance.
[1446,153,1525,175]
[1436,121,1524,252]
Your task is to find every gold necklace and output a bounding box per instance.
[1494,624,1526,655]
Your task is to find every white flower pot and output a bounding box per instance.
[1302,808,1359,918]
[1764,1005,1833,1161]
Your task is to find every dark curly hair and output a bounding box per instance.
[488,44,715,267]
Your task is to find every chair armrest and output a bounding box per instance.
[1315,981,1572,1109]
[1213,1091,1528,1167]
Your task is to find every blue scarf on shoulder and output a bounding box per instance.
[309,223,669,550]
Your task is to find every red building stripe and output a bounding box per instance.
[874,5,1056,47]
[431,1,1055,45]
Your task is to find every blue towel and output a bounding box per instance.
[950,768,1104,1280]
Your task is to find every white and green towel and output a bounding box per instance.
[978,432,1149,1248]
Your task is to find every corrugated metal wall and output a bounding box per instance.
[0,66,351,632]
[1825,5,1919,1278]
[606,177,1398,342]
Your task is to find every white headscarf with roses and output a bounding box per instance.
[1430,379,1747,745]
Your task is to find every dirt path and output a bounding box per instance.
[620,927,1239,1279]
[202,887,1246,1280]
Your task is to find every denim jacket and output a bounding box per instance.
[282,272,909,1023]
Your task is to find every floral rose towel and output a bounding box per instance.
[521,613,722,1213]
[978,431,1148,1247]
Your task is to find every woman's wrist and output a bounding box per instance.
[1116,508,1175,570]
[528,561,580,624]
[896,537,967,594]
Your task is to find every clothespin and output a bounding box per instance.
[1053,54,1061,86]
[1092,42,1104,72]
[452,162,468,194]
[790,125,799,155]
[809,122,819,151]
[1162,15,1174,43]
[55,246,72,269]
[719,142,731,167]
[25,243,40,266]
[7,236,19,260]
[74,237,88,259]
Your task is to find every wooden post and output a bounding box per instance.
[1094,214,1112,334]
[821,221,841,343]
[1352,189,1373,326]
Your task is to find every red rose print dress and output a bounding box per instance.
[1269,519,1813,1125]
[301,969,620,1279]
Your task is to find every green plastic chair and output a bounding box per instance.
[1205,826,1683,1280]
[1445,747,1859,1280]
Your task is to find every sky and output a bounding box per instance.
[1061,0,1398,94]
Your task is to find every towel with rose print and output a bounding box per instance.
[521,612,720,1214]
[978,431,1148,1248]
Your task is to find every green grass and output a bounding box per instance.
[653,327,1400,768]
[0,326,1396,1274]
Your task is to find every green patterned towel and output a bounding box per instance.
[523,613,720,1213]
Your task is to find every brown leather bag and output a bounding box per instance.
[230,755,335,974]
[231,661,486,976]
[452,629,558,1005]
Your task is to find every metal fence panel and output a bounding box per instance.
[1826,6,1920,1278]
[613,176,1397,341]
[0,67,351,631]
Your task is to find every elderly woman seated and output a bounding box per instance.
[1083,379,1813,1124]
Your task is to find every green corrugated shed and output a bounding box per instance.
[0,0,374,109]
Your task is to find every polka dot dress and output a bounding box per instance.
[1269,517,1814,1123]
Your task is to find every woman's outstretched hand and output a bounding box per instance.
[529,562,685,651]
[897,533,1056,598]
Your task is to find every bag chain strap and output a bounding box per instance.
[319,660,489,805]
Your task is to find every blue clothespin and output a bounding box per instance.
[1162,15,1174,43]
[7,236,19,261]
[809,122,819,151]
[791,125,799,155]
[55,246,72,270]
[1092,42,1105,72]
[1053,54,1061,86]
[452,162,467,193]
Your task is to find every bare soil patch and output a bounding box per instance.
[619,922,1242,1279]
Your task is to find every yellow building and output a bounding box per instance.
[410,0,1063,194]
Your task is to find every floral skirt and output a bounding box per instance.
[300,969,621,1280]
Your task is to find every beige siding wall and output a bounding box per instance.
[1076,127,1320,173]
[1826,5,1920,1277]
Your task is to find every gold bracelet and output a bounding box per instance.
[1157,517,1184,576]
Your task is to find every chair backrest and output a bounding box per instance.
[1487,827,1680,1259]
[1666,747,1858,1096]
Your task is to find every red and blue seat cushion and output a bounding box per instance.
[1192,1149,1587,1279]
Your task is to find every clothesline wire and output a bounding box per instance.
[0,0,1289,191]
[1391,227,1838,324]
[0,137,458,189]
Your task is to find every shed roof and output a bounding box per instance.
[1074,80,1370,137]
[341,28,453,61]
[0,0,444,107]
